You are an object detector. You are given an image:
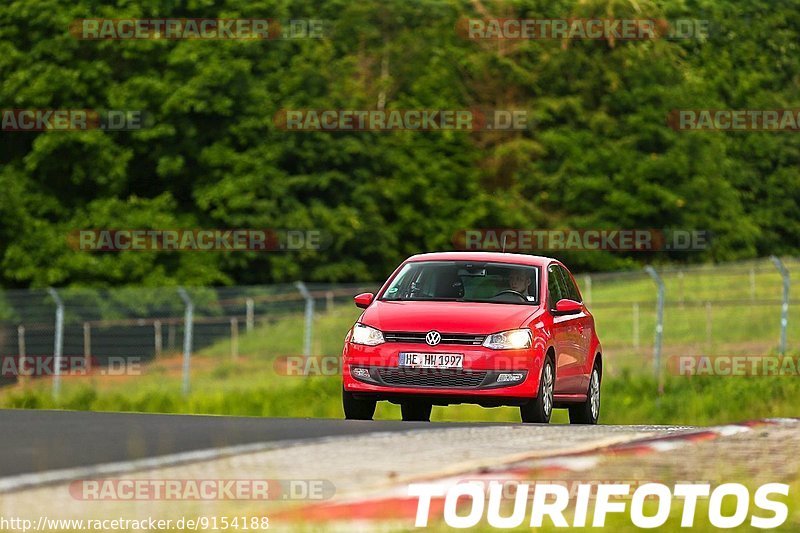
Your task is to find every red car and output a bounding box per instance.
[341,252,602,424]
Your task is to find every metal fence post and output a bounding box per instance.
[295,282,314,357]
[47,288,64,399]
[177,287,194,395]
[154,320,162,357]
[17,325,26,385]
[83,322,92,373]
[705,301,713,353]
[245,298,254,333]
[230,317,239,360]
[770,256,790,355]
[644,267,665,393]
[326,291,334,313]
[583,274,592,306]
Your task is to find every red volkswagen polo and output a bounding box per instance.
[341,252,603,424]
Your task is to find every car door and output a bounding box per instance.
[548,264,584,393]
[547,264,575,394]
[558,266,592,391]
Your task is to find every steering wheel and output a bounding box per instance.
[492,290,527,301]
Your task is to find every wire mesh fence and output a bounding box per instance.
[0,283,376,392]
[578,257,799,371]
[0,258,796,396]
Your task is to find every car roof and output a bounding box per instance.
[405,251,554,267]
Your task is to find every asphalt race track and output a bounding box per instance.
[0,409,489,478]
[6,409,790,530]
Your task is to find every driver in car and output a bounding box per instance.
[508,270,532,297]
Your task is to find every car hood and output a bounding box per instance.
[360,300,542,334]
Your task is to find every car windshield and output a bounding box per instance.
[380,261,539,305]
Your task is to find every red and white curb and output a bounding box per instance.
[274,418,798,525]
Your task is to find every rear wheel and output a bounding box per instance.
[342,388,376,420]
[401,401,432,421]
[569,364,600,425]
[520,357,554,423]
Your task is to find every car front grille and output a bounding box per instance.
[376,368,487,388]
[383,331,486,346]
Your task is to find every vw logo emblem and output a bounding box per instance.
[425,330,441,346]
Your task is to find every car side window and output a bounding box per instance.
[547,265,563,310]
[557,266,582,303]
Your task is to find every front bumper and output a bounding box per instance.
[342,341,543,400]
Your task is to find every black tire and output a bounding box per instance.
[401,401,432,421]
[342,388,376,420]
[520,356,554,423]
[569,364,601,425]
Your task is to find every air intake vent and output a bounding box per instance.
[376,368,487,388]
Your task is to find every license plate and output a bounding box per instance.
[398,352,463,369]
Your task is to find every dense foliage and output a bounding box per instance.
[1,0,798,287]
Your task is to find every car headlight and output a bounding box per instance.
[351,323,385,346]
[483,328,532,350]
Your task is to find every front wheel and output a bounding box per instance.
[342,388,376,420]
[520,357,554,423]
[401,401,432,421]
[569,365,600,425]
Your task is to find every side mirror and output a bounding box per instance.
[354,292,374,309]
[554,299,582,315]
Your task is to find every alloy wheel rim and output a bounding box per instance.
[590,370,600,419]
[543,363,554,416]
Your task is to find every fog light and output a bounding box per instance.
[351,367,370,379]
[497,372,524,383]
